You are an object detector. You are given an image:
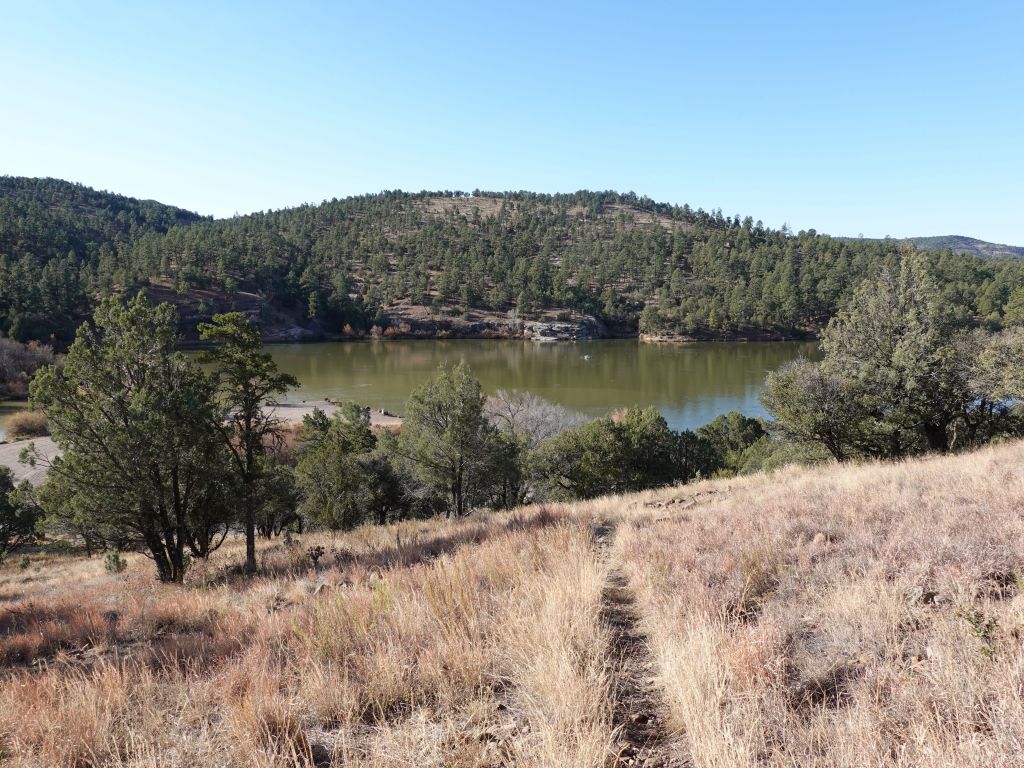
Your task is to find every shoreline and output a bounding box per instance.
[273,400,402,429]
[179,334,818,351]
[0,403,403,486]
[638,331,818,344]
[179,306,817,346]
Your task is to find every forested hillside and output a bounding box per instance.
[0,177,205,340]
[4,176,1024,345]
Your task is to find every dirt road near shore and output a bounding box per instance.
[0,436,56,485]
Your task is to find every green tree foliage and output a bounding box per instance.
[0,177,203,342]
[353,450,409,525]
[972,328,1024,401]
[0,468,39,561]
[530,406,718,500]
[763,261,1024,461]
[695,411,767,474]
[484,389,586,504]
[761,360,869,461]
[818,257,964,453]
[254,463,301,539]
[198,312,298,573]
[530,418,624,500]
[295,430,365,531]
[295,404,400,530]
[5,179,1024,347]
[397,362,514,517]
[27,295,231,582]
[1002,287,1024,327]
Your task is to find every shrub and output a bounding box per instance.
[0,338,55,398]
[307,545,326,569]
[5,410,49,439]
[104,551,127,574]
[0,467,39,560]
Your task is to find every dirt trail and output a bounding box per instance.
[594,521,689,768]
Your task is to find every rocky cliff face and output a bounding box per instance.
[525,316,607,341]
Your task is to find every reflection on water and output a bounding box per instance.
[261,339,820,432]
[1,341,819,438]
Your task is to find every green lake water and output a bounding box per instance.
[262,339,819,432]
[0,340,819,438]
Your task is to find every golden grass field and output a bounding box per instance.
[3,440,1024,767]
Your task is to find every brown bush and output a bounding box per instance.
[5,410,48,439]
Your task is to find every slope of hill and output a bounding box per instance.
[2,439,1022,765]
[0,177,206,340]
[3,177,1024,345]
[908,234,1024,260]
[0,176,204,260]
[841,233,1024,260]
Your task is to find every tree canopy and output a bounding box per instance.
[4,177,1024,346]
[763,259,1024,460]
[28,294,232,581]
[198,312,297,573]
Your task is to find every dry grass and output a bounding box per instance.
[616,441,1024,767]
[4,441,1024,766]
[4,410,48,440]
[0,507,613,766]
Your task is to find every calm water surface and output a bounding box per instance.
[265,339,819,432]
[0,340,819,438]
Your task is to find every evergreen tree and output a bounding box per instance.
[397,362,511,517]
[0,468,39,561]
[28,295,231,582]
[199,312,298,574]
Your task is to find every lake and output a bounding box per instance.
[0,340,818,439]
[263,339,819,432]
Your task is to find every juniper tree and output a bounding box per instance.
[28,294,231,582]
[398,362,513,517]
[0,468,38,561]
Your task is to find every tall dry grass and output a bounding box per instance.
[0,507,614,767]
[5,441,1024,766]
[4,410,48,439]
[616,440,1024,767]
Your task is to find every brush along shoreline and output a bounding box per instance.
[0,400,401,486]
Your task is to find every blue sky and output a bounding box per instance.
[3,2,1023,242]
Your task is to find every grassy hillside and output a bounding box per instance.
[4,178,1024,344]
[3,440,1023,766]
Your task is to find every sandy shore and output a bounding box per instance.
[272,400,403,428]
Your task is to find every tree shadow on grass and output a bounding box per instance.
[207,506,563,586]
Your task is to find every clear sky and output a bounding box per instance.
[3,1,1023,243]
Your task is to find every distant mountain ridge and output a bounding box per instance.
[845,234,1024,260]
[907,235,1024,260]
